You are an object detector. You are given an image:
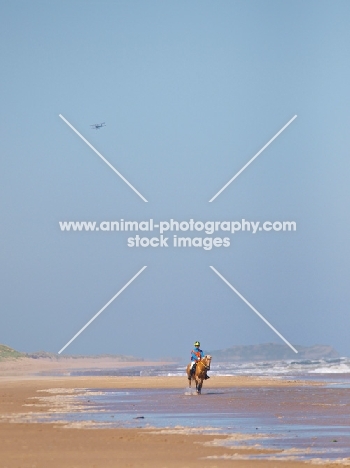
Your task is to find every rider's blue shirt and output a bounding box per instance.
[191,347,204,361]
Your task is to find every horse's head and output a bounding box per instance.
[203,355,212,370]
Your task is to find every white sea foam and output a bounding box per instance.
[161,357,350,377]
[309,362,350,374]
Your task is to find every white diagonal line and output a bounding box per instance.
[58,266,147,354]
[209,266,298,353]
[59,114,148,202]
[209,115,297,202]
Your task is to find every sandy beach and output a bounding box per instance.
[0,357,169,376]
[0,359,349,467]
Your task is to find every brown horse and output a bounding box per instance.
[186,355,212,394]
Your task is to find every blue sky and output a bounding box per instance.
[1,1,350,358]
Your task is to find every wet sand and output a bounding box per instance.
[0,360,349,467]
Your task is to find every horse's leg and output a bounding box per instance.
[197,379,203,394]
[186,365,192,388]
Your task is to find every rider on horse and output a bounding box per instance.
[190,341,210,379]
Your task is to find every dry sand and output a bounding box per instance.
[0,357,167,376]
[0,359,345,467]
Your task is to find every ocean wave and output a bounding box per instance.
[158,357,350,377]
[67,357,350,378]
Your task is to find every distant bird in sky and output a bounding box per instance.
[90,122,106,130]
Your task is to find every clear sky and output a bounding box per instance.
[1,0,350,359]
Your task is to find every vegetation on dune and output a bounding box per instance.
[0,344,26,361]
[0,344,143,361]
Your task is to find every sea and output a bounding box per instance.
[69,355,350,379]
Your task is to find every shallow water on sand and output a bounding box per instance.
[30,385,350,462]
